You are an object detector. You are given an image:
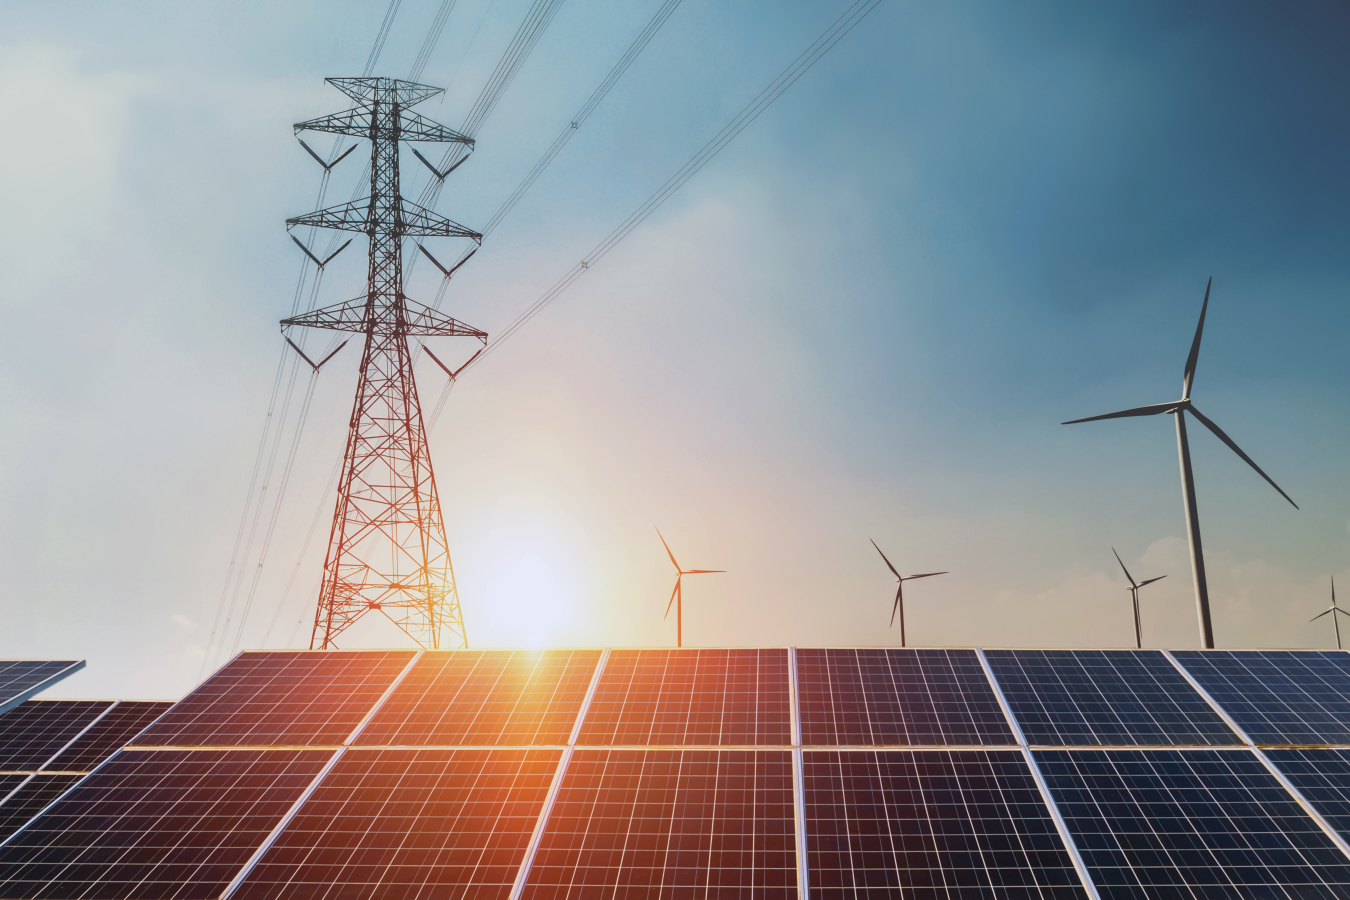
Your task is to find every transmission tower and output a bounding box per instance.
[283,77,486,650]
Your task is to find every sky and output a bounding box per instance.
[2,0,1349,700]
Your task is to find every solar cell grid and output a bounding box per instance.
[0,662,83,717]
[0,701,113,771]
[796,648,1016,746]
[1266,748,1350,842]
[804,749,1087,899]
[984,649,1238,746]
[133,650,416,748]
[0,748,334,900]
[355,650,600,746]
[1172,650,1350,745]
[234,747,561,900]
[522,748,796,899]
[44,701,174,772]
[576,649,790,746]
[1036,747,1350,897]
[0,775,83,843]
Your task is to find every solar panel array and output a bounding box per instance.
[0,662,85,717]
[1,647,1350,899]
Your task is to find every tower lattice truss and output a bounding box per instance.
[284,77,486,650]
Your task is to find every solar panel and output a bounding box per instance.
[1265,748,1350,840]
[796,648,1016,746]
[1036,748,1350,894]
[355,650,599,746]
[522,749,796,898]
[804,748,1086,898]
[984,649,1239,746]
[133,650,416,747]
[43,701,173,772]
[233,748,561,900]
[0,748,335,900]
[575,649,790,746]
[0,662,85,717]
[0,775,83,842]
[0,701,113,772]
[1171,649,1350,745]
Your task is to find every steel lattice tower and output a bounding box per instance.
[284,77,486,650]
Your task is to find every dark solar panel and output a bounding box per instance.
[0,748,334,900]
[804,749,1086,898]
[522,748,796,899]
[234,748,560,900]
[1266,748,1350,840]
[133,651,416,747]
[1171,650,1350,745]
[575,649,790,745]
[0,662,85,717]
[1036,748,1350,895]
[355,650,599,746]
[984,649,1238,746]
[796,648,1015,746]
[0,701,113,771]
[44,701,174,772]
[0,775,83,842]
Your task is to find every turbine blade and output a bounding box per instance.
[870,539,902,579]
[656,528,681,572]
[1183,277,1211,401]
[1112,547,1138,588]
[664,576,680,619]
[1137,575,1167,587]
[1333,607,1350,619]
[903,572,948,580]
[1186,405,1298,509]
[1333,575,1337,607]
[891,585,902,627]
[685,570,726,574]
[1063,401,1180,425]
[1311,608,1333,622]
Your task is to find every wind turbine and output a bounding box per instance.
[656,529,724,648]
[1064,279,1297,648]
[870,540,947,647]
[1112,548,1165,649]
[1310,577,1349,650]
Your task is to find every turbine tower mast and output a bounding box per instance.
[284,77,487,650]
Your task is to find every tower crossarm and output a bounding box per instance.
[402,199,482,240]
[326,77,443,108]
[287,199,370,233]
[286,198,480,239]
[294,107,371,138]
[399,111,474,145]
[282,295,487,339]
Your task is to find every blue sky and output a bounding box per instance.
[2,0,1348,699]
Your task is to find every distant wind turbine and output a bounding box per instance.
[1064,279,1297,648]
[1112,548,1165,649]
[656,529,724,648]
[870,540,947,647]
[1310,577,1349,650]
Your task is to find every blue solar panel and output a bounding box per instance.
[1266,748,1350,841]
[984,649,1238,746]
[0,662,85,717]
[1036,748,1350,895]
[1171,650,1350,744]
[796,649,1016,746]
[0,701,114,772]
[0,775,83,842]
[804,749,1087,898]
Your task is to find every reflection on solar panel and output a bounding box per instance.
[1171,650,1350,744]
[797,649,1015,746]
[0,662,85,717]
[1037,748,1350,895]
[805,749,1086,898]
[0,702,113,771]
[0,776,83,842]
[356,650,599,746]
[234,748,560,900]
[523,749,796,899]
[576,649,790,745]
[133,651,416,747]
[0,748,334,900]
[1266,749,1350,840]
[984,649,1238,746]
[44,701,173,772]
